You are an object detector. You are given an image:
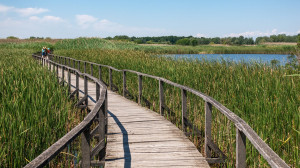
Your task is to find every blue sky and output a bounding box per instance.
[0,0,299,38]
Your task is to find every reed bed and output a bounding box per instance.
[0,48,83,167]
[55,40,299,167]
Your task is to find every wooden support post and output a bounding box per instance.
[84,75,88,106]
[68,58,70,66]
[73,60,75,68]
[123,71,126,97]
[96,83,100,101]
[181,89,187,132]
[98,88,106,160]
[138,75,142,105]
[68,68,71,94]
[84,62,86,73]
[99,66,102,81]
[91,64,93,76]
[64,57,66,65]
[78,61,80,71]
[205,101,212,158]
[159,79,164,116]
[62,66,65,86]
[56,63,59,83]
[81,128,91,168]
[109,68,112,90]
[76,72,79,100]
[236,128,246,168]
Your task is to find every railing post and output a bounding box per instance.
[159,79,164,116]
[138,75,142,105]
[84,75,88,107]
[84,62,86,73]
[96,83,100,102]
[99,65,102,81]
[123,70,126,97]
[90,64,93,76]
[109,68,112,90]
[97,83,106,160]
[236,128,246,168]
[181,89,187,132]
[68,68,71,94]
[205,101,212,158]
[73,60,75,69]
[62,66,65,86]
[56,63,59,83]
[78,61,80,71]
[68,58,70,66]
[81,127,91,168]
[64,57,66,65]
[76,71,79,100]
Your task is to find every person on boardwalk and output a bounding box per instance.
[42,47,46,58]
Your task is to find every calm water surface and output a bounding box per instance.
[165,54,289,65]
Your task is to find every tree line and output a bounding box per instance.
[105,34,299,46]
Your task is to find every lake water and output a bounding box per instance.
[164,54,289,65]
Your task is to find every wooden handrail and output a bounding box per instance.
[25,54,108,168]
[39,54,289,167]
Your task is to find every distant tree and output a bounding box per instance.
[190,39,198,46]
[176,38,190,45]
[6,36,19,39]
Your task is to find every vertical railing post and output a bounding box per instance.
[109,68,112,90]
[64,57,66,65]
[84,62,86,73]
[73,60,75,69]
[78,61,80,71]
[99,65,102,81]
[97,83,105,160]
[181,89,187,132]
[68,68,71,94]
[68,58,70,67]
[90,64,93,76]
[205,101,212,158]
[123,70,126,97]
[62,66,65,86]
[81,128,91,168]
[76,71,79,100]
[56,63,59,83]
[159,79,164,116]
[138,74,142,105]
[84,75,88,107]
[96,83,100,102]
[236,128,246,168]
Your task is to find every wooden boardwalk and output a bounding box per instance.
[57,66,210,167]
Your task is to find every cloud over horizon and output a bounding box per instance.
[0,4,48,16]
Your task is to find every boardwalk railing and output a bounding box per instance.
[25,54,108,168]
[29,53,289,168]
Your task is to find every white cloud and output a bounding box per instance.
[196,33,206,37]
[0,4,48,16]
[75,14,166,36]
[29,16,63,22]
[76,14,98,28]
[15,7,48,16]
[224,29,299,37]
[0,4,13,12]
[297,30,300,34]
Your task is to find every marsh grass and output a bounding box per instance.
[0,49,83,167]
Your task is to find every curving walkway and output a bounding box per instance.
[56,65,209,167]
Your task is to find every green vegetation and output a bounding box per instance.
[105,34,298,46]
[52,38,299,167]
[0,48,82,167]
